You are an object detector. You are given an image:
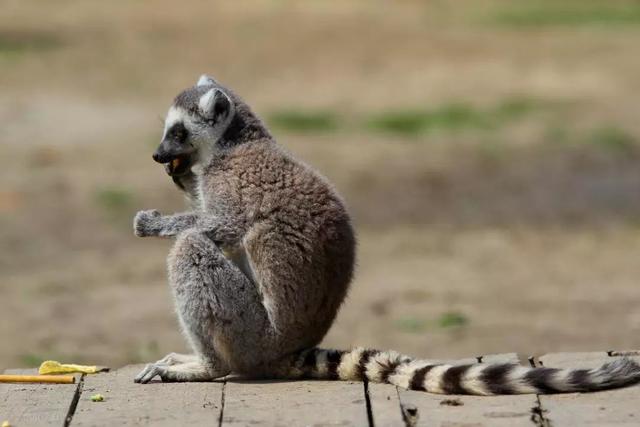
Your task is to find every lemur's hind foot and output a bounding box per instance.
[134,360,230,383]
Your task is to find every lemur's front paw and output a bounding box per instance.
[134,209,161,237]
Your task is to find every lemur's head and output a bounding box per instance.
[153,75,236,176]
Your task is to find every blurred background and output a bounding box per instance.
[1,0,640,369]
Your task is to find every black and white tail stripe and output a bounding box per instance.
[282,347,640,396]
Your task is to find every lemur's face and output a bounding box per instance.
[153,75,235,176]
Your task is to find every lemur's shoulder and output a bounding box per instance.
[202,140,349,223]
[206,141,328,191]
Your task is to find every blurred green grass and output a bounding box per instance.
[545,123,636,153]
[19,353,45,367]
[366,103,494,136]
[437,312,469,328]
[94,187,135,226]
[268,110,339,133]
[587,126,635,152]
[271,97,546,137]
[375,97,549,136]
[0,30,59,59]
[95,187,134,212]
[492,3,640,28]
[394,311,469,333]
[394,317,430,333]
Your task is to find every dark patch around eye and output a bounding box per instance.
[214,97,229,118]
[168,122,189,143]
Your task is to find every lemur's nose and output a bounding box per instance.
[152,152,161,162]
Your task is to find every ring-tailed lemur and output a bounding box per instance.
[132,75,640,395]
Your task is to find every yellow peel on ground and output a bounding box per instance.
[39,361,99,375]
[2,420,11,427]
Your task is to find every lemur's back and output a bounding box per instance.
[202,140,355,356]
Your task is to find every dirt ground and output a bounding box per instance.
[1,0,640,369]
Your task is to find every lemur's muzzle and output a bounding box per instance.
[152,142,174,163]
[152,140,192,176]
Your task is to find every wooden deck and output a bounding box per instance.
[2,351,639,426]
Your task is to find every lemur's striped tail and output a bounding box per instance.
[276,347,640,395]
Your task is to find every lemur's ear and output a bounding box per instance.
[196,74,217,87]
[199,88,232,120]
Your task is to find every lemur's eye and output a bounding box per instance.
[169,123,189,143]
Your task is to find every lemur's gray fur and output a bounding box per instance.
[132,75,640,395]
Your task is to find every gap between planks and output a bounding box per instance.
[63,374,85,427]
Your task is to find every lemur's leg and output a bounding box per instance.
[135,229,277,383]
[157,352,199,365]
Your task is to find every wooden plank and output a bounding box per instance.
[368,383,404,427]
[538,352,640,426]
[221,379,369,426]
[0,368,81,427]
[396,354,536,427]
[398,390,536,427]
[72,365,223,426]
